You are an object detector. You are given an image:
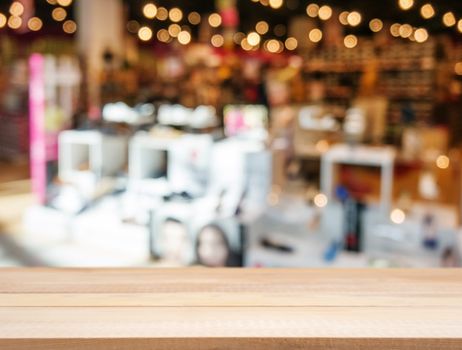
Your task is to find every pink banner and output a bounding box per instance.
[29,53,46,204]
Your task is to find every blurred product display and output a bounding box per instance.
[0,0,462,268]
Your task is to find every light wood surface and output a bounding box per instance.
[0,268,461,349]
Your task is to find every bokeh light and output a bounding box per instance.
[9,2,24,17]
[256,21,269,35]
[318,5,332,20]
[156,7,168,21]
[169,8,183,23]
[143,3,158,19]
[211,34,224,47]
[399,0,414,10]
[443,12,456,27]
[177,31,191,45]
[399,24,413,38]
[344,34,358,48]
[0,13,7,28]
[369,18,383,32]
[188,12,201,25]
[247,32,261,46]
[28,17,43,32]
[420,3,435,19]
[309,28,323,43]
[436,155,450,169]
[52,7,67,22]
[414,28,429,43]
[285,37,298,50]
[306,3,319,18]
[168,24,181,37]
[390,23,401,37]
[269,0,283,9]
[138,26,153,41]
[63,20,77,34]
[314,193,328,208]
[57,0,73,6]
[7,16,22,29]
[157,29,170,42]
[208,13,222,28]
[390,209,406,224]
[339,11,349,26]
[347,11,362,27]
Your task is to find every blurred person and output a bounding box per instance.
[157,218,192,266]
[441,247,460,268]
[195,224,241,267]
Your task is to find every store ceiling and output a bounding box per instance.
[122,1,462,20]
[2,0,462,38]
[124,0,462,36]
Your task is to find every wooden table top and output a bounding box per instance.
[0,268,461,350]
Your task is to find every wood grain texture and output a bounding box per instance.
[0,268,461,349]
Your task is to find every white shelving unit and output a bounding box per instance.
[321,144,396,213]
[58,130,127,183]
[128,133,176,181]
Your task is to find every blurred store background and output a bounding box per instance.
[1,0,462,268]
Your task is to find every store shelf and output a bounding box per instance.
[128,133,177,181]
[59,130,127,182]
[0,114,28,160]
[304,40,437,126]
[0,269,461,350]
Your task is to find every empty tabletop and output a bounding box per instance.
[0,268,461,349]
